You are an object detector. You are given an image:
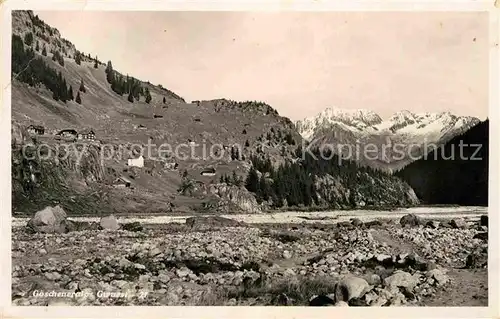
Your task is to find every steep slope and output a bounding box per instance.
[395,120,489,206]
[296,108,480,172]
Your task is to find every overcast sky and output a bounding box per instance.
[35,11,489,120]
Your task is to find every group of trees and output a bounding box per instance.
[244,149,392,208]
[12,34,74,103]
[105,61,152,103]
[51,49,64,66]
[14,28,174,107]
[219,171,243,186]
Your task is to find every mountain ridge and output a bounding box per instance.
[295,107,480,171]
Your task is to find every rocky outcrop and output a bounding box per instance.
[314,173,419,208]
[12,142,106,214]
[207,183,262,213]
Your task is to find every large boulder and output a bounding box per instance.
[26,205,68,233]
[450,218,467,229]
[335,276,372,302]
[383,271,419,291]
[100,215,120,231]
[400,214,422,227]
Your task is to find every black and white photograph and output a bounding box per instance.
[3,2,498,316]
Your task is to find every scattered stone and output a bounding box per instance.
[44,272,62,281]
[425,220,440,229]
[276,293,293,306]
[465,246,488,269]
[100,215,120,231]
[364,220,383,228]
[350,218,363,227]
[65,220,100,232]
[335,301,349,307]
[185,216,244,229]
[282,250,292,259]
[426,269,449,286]
[335,276,371,302]
[480,215,488,227]
[309,294,335,306]
[364,274,381,286]
[283,269,295,277]
[121,222,143,232]
[383,271,418,291]
[348,297,367,306]
[473,232,488,241]
[400,214,422,228]
[376,254,392,262]
[337,221,352,228]
[450,218,467,229]
[176,267,191,278]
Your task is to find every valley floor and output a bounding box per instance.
[11,206,487,226]
[11,211,488,306]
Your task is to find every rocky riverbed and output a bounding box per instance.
[11,207,488,306]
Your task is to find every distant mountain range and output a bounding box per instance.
[295,108,480,171]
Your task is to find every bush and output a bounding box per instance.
[24,32,34,46]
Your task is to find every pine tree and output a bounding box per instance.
[245,140,250,147]
[127,91,134,103]
[245,167,260,193]
[79,79,86,93]
[52,50,64,66]
[163,97,166,104]
[68,86,74,100]
[42,45,47,56]
[232,171,242,187]
[105,61,114,84]
[145,88,152,104]
[94,56,98,68]
[258,176,270,202]
[35,41,40,51]
[24,32,34,46]
[75,51,81,65]
[75,91,81,104]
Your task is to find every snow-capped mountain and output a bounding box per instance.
[295,107,382,141]
[295,108,481,171]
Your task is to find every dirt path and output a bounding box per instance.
[371,228,488,306]
[417,268,488,306]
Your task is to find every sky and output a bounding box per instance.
[35,11,489,121]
